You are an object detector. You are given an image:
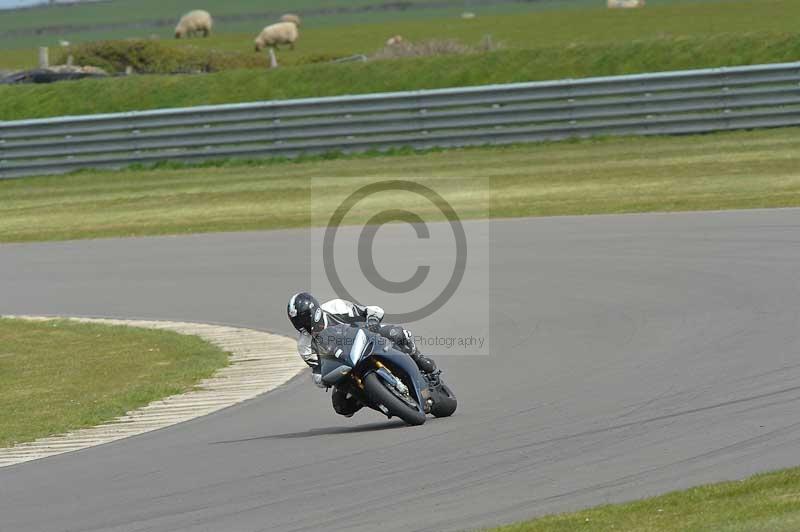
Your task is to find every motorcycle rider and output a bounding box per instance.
[287,291,437,417]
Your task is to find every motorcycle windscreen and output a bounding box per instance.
[349,328,368,366]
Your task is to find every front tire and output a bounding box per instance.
[363,373,426,426]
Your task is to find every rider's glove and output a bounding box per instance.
[366,315,381,333]
[312,371,327,389]
[403,329,417,354]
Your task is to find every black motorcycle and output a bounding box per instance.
[316,324,457,426]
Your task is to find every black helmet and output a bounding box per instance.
[287,292,324,334]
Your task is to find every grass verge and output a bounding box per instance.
[487,466,800,531]
[1,127,799,243]
[4,32,800,120]
[0,318,228,447]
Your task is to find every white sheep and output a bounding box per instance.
[175,10,213,39]
[386,35,405,46]
[254,21,299,51]
[607,0,645,7]
[280,14,301,27]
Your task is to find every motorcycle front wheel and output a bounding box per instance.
[363,373,426,426]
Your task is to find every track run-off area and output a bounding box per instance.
[0,317,301,468]
[1,209,799,531]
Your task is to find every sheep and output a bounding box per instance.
[254,21,299,51]
[386,35,405,46]
[607,0,645,7]
[175,10,213,39]
[280,13,301,27]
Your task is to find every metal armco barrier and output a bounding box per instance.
[2,61,800,179]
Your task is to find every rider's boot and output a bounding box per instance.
[410,349,437,374]
[401,329,437,374]
[382,325,437,374]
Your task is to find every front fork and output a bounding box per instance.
[357,359,432,413]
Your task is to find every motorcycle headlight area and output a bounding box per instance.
[349,329,368,365]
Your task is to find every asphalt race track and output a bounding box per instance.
[2,209,800,532]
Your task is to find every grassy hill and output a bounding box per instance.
[2,0,800,120]
[3,29,800,121]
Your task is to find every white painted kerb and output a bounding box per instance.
[0,316,305,468]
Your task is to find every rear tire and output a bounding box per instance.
[430,383,457,418]
[364,373,426,426]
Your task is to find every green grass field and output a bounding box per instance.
[4,0,800,70]
[158,0,800,59]
[0,0,707,52]
[3,0,800,119]
[1,127,799,243]
[3,30,800,120]
[0,318,228,447]
[488,466,800,531]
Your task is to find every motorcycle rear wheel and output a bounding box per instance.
[364,373,426,426]
[430,382,457,418]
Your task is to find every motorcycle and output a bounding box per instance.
[315,323,457,426]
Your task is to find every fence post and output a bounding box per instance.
[38,47,49,68]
